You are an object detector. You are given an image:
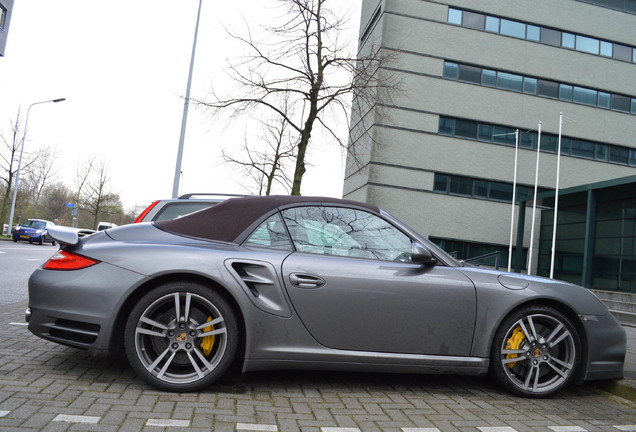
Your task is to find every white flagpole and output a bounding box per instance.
[528,122,542,275]
[508,129,519,273]
[550,113,564,279]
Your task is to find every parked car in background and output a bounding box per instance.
[28,196,625,397]
[133,193,246,223]
[12,219,56,245]
[96,222,118,231]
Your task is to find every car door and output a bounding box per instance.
[280,206,477,356]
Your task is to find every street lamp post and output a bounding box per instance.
[172,0,203,198]
[7,98,66,235]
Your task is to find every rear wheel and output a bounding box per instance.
[124,282,238,392]
[490,305,580,397]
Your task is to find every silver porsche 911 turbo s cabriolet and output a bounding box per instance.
[27,195,625,397]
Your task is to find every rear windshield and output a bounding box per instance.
[153,202,219,221]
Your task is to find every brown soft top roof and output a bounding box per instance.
[155,195,380,243]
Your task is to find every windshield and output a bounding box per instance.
[23,220,46,229]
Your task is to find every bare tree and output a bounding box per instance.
[0,109,39,228]
[39,182,73,224]
[222,96,297,195]
[24,145,60,218]
[83,159,120,229]
[196,0,398,195]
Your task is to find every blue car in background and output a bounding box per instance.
[12,219,56,245]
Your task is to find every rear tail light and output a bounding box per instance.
[134,200,160,223]
[43,250,100,271]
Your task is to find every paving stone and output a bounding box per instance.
[0,300,635,432]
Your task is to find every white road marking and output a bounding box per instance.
[236,424,278,431]
[53,414,100,424]
[615,427,636,431]
[146,419,190,427]
[548,427,587,432]
[402,429,441,432]
[0,410,9,417]
[9,322,27,326]
[478,428,519,432]
[321,429,361,432]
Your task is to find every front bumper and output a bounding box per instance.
[581,312,626,381]
[14,232,42,242]
[27,262,148,355]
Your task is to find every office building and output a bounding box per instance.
[344,0,636,290]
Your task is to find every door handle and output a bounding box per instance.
[289,273,325,289]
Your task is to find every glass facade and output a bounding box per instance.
[537,183,636,293]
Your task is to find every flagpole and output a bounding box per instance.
[528,122,541,275]
[550,113,563,279]
[508,129,519,273]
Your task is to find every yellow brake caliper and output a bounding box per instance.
[199,316,216,356]
[505,326,525,368]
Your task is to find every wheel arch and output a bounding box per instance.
[487,298,589,383]
[109,272,247,368]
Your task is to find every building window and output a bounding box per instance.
[611,94,631,112]
[448,8,462,25]
[500,18,526,39]
[442,61,459,79]
[442,60,636,116]
[433,174,450,193]
[447,7,636,64]
[438,115,636,168]
[538,79,559,99]
[497,72,523,92]
[462,10,485,30]
[433,173,550,204]
[457,64,481,84]
[613,43,632,61]
[540,27,561,46]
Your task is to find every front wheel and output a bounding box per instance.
[490,305,580,397]
[124,282,239,392]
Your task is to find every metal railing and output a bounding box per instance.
[450,251,501,270]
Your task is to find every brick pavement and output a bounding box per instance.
[1,300,635,432]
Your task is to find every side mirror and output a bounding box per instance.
[411,241,437,266]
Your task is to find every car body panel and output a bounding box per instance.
[282,252,476,355]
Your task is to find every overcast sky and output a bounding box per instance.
[0,1,361,212]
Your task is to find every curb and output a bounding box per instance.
[595,378,636,402]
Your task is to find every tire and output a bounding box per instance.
[490,305,580,397]
[38,236,44,245]
[124,281,239,392]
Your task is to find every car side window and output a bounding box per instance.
[243,213,293,251]
[281,206,412,261]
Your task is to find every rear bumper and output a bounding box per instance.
[27,263,147,355]
[581,312,626,381]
